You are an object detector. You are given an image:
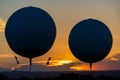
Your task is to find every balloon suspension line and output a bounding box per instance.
[29,58,32,72]
[89,63,92,76]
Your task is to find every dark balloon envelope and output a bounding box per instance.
[5,6,56,59]
[69,19,112,63]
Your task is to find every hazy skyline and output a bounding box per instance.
[0,0,120,71]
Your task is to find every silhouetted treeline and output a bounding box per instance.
[0,73,120,80]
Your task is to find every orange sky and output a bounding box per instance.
[0,0,120,71]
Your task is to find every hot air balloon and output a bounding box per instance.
[5,6,56,71]
[69,18,112,73]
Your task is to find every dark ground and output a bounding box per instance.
[0,70,120,80]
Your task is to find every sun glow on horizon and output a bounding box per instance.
[70,66,83,71]
[48,60,73,66]
[33,60,73,66]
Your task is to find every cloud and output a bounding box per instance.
[0,17,6,32]
[0,54,13,58]
[0,31,13,55]
[111,53,120,60]
[12,60,74,71]
[1,57,119,71]
[107,52,120,61]
[34,60,73,66]
[69,60,120,71]
[0,66,10,71]
[95,60,120,70]
[12,59,120,71]
[13,63,74,71]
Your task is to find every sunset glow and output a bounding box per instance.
[70,63,90,71]
[0,0,120,71]
[48,60,73,66]
[70,66,83,71]
[34,60,73,66]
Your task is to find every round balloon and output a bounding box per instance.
[5,6,56,59]
[69,19,112,63]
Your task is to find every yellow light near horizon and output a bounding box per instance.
[48,60,73,66]
[70,64,90,71]
[32,60,73,67]
[70,66,83,71]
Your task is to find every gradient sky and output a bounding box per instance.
[0,0,120,71]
